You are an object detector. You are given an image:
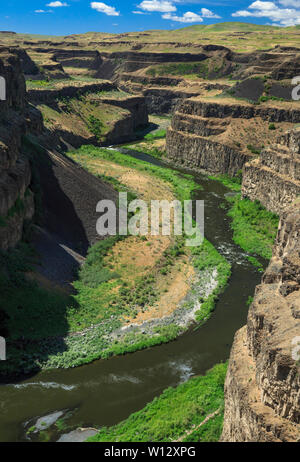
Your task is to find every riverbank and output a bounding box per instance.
[89,362,227,443]
[123,132,279,267]
[0,153,262,442]
[205,173,279,266]
[0,145,231,378]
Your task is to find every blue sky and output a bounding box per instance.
[1,1,300,35]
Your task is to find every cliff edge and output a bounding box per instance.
[222,200,300,441]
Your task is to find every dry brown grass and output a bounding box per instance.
[82,155,196,323]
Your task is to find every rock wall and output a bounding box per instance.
[92,95,148,130]
[242,129,300,215]
[222,201,300,442]
[119,75,229,115]
[167,127,251,176]
[166,97,300,176]
[27,80,115,104]
[166,98,255,176]
[0,49,36,250]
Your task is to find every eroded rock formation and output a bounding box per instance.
[165,97,298,176]
[0,49,37,250]
[222,201,300,442]
[242,128,300,215]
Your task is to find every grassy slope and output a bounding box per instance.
[69,146,231,326]
[122,129,167,159]
[227,195,278,260]
[179,22,279,32]
[89,362,227,443]
[209,174,279,262]
[38,92,128,143]
[0,146,230,376]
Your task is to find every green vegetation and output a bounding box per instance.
[71,146,197,201]
[208,172,278,264]
[146,62,207,78]
[144,129,166,140]
[0,196,26,228]
[37,93,127,144]
[246,256,264,272]
[192,240,231,325]
[146,58,228,79]
[26,79,52,88]
[209,172,242,192]
[226,195,278,260]
[0,145,232,376]
[259,95,284,103]
[87,115,104,141]
[89,362,227,442]
[123,128,167,159]
[247,144,261,155]
[93,89,129,99]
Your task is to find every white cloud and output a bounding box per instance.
[46,1,68,6]
[138,1,177,13]
[279,0,300,5]
[35,9,53,13]
[249,1,277,10]
[90,2,120,16]
[200,8,221,18]
[162,11,203,22]
[132,10,150,15]
[232,0,300,26]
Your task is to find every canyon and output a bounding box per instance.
[0,24,299,442]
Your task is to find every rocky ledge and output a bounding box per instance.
[222,201,300,442]
[0,49,40,250]
[166,97,298,176]
[242,128,300,215]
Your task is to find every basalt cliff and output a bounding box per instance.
[242,128,300,215]
[0,27,299,442]
[222,199,300,441]
[0,48,37,250]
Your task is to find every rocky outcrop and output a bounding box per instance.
[242,128,300,215]
[222,202,300,442]
[0,49,36,250]
[165,98,250,176]
[90,94,148,131]
[166,97,300,176]
[97,51,209,76]
[27,80,115,104]
[166,126,251,176]
[32,81,149,147]
[52,49,102,71]
[119,74,229,114]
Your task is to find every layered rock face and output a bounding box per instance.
[166,97,299,176]
[30,80,149,147]
[0,49,37,250]
[222,202,300,442]
[166,98,248,176]
[118,74,229,115]
[242,128,300,215]
[27,80,115,104]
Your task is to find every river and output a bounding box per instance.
[0,150,262,442]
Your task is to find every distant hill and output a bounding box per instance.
[177,22,281,32]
